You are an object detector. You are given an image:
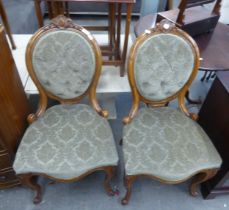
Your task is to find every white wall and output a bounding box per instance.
[220,0,229,24]
[140,0,160,16]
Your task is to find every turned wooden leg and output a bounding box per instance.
[115,3,122,61]
[104,166,116,196]
[19,174,42,204]
[121,175,137,205]
[34,0,44,28]
[120,3,133,77]
[190,169,218,197]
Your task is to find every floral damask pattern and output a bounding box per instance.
[32,30,96,99]
[134,34,195,101]
[123,107,222,181]
[13,104,119,179]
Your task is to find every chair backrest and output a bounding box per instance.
[26,15,102,104]
[127,20,200,107]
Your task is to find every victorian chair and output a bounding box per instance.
[121,20,222,204]
[13,15,119,204]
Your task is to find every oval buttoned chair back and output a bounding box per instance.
[26,15,102,103]
[128,20,200,106]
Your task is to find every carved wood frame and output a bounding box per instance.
[123,20,200,125]
[121,20,220,204]
[26,15,108,124]
[20,15,117,204]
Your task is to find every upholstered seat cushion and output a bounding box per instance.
[13,104,118,179]
[123,107,222,182]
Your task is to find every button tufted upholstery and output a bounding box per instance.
[32,30,96,99]
[123,107,222,181]
[13,104,119,179]
[134,34,194,101]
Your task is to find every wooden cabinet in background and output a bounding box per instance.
[0,25,31,189]
[199,71,229,199]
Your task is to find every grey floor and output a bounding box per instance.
[1,1,229,210]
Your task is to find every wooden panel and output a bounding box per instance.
[0,169,20,186]
[0,26,31,154]
[199,72,229,199]
[0,26,31,188]
[0,153,12,170]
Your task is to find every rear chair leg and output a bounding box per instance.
[104,166,116,196]
[19,174,42,204]
[190,169,218,196]
[121,175,137,205]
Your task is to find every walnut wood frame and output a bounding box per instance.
[121,20,219,205]
[20,15,116,204]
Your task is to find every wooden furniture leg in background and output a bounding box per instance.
[52,1,65,17]
[47,1,54,19]
[108,3,116,61]
[120,3,133,77]
[0,0,16,49]
[115,3,122,61]
[34,0,44,28]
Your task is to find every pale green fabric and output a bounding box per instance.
[32,30,95,99]
[134,34,194,101]
[123,107,222,181]
[13,104,118,179]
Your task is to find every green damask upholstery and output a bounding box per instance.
[123,107,222,181]
[134,34,194,101]
[32,30,95,99]
[13,104,118,179]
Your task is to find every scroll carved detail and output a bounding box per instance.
[144,19,178,35]
[41,15,84,32]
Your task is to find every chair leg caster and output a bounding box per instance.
[121,175,136,205]
[121,198,129,205]
[106,188,116,196]
[190,185,199,197]
[33,193,42,204]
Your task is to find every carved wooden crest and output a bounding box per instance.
[41,15,83,31]
[51,15,75,28]
[144,19,177,35]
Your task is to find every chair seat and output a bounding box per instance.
[13,104,118,180]
[123,107,222,182]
